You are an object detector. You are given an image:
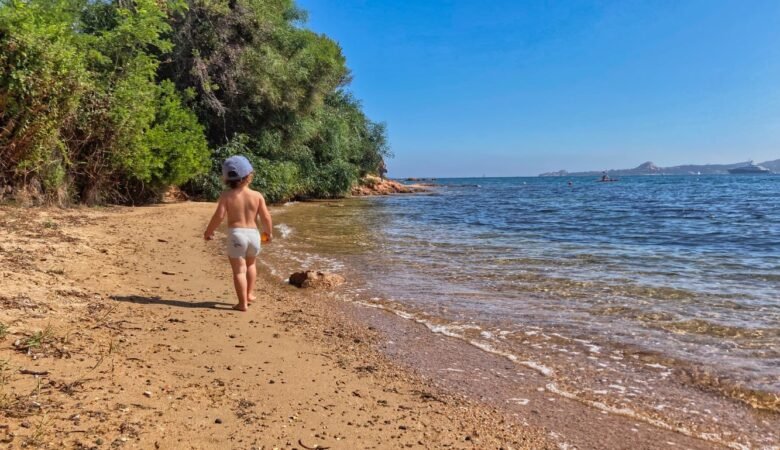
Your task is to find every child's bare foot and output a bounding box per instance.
[248,294,256,305]
[232,304,248,312]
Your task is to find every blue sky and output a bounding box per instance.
[298,0,780,177]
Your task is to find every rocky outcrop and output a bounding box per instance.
[351,175,430,196]
[289,271,346,289]
[635,161,661,173]
[162,186,189,203]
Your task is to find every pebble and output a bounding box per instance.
[143,391,152,398]
[215,418,223,424]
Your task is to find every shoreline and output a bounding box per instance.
[258,198,779,449]
[0,203,551,449]
[1,202,774,449]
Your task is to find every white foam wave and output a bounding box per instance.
[351,298,558,377]
[346,298,760,448]
[274,223,293,238]
[353,300,386,310]
[519,360,554,377]
[645,363,667,369]
[545,383,751,450]
[258,260,281,278]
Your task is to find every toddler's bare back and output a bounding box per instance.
[223,188,263,229]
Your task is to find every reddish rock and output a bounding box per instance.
[162,186,189,203]
[289,271,345,289]
[351,175,430,196]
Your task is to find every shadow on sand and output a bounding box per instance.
[111,295,233,310]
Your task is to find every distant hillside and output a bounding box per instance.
[540,159,780,177]
[762,159,780,172]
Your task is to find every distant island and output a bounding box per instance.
[539,159,780,177]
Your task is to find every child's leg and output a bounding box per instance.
[229,257,248,311]
[245,256,257,304]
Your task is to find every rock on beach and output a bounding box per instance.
[351,175,430,196]
[289,271,345,289]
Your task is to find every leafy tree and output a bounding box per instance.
[0,0,87,202]
[0,0,210,204]
[1,0,388,204]
[69,0,208,203]
[166,0,389,201]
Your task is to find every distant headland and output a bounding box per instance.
[539,159,780,177]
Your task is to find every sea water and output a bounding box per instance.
[264,175,780,446]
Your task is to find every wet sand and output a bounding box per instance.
[0,202,763,449]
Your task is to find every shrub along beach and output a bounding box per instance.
[1,0,389,205]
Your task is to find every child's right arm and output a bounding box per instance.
[257,193,273,242]
[203,195,226,240]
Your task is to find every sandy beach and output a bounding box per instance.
[1,201,772,449]
[0,202,552,449]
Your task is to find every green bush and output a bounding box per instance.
[143,82,210,188]
[0,0,87,203]
[1,0,389,204]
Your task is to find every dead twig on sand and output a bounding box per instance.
[298,439,330,450]
[59,338,115,394]
[19,369,49,376]
[90,304,118,329]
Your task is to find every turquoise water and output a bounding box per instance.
[267,175,780,443]
[380,175,779,308]
[359,176,779,375]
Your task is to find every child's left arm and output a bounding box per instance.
[203,195,226,240]
[257,193,273,242]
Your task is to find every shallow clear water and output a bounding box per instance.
[264,175,780,445]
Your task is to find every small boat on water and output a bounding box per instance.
[597,173,619,182]
[729,162,772,174]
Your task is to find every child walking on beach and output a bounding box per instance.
[203,156,273,312]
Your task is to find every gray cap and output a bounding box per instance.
[222,155,253,181]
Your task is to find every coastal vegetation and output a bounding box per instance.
[0,0,389,205]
